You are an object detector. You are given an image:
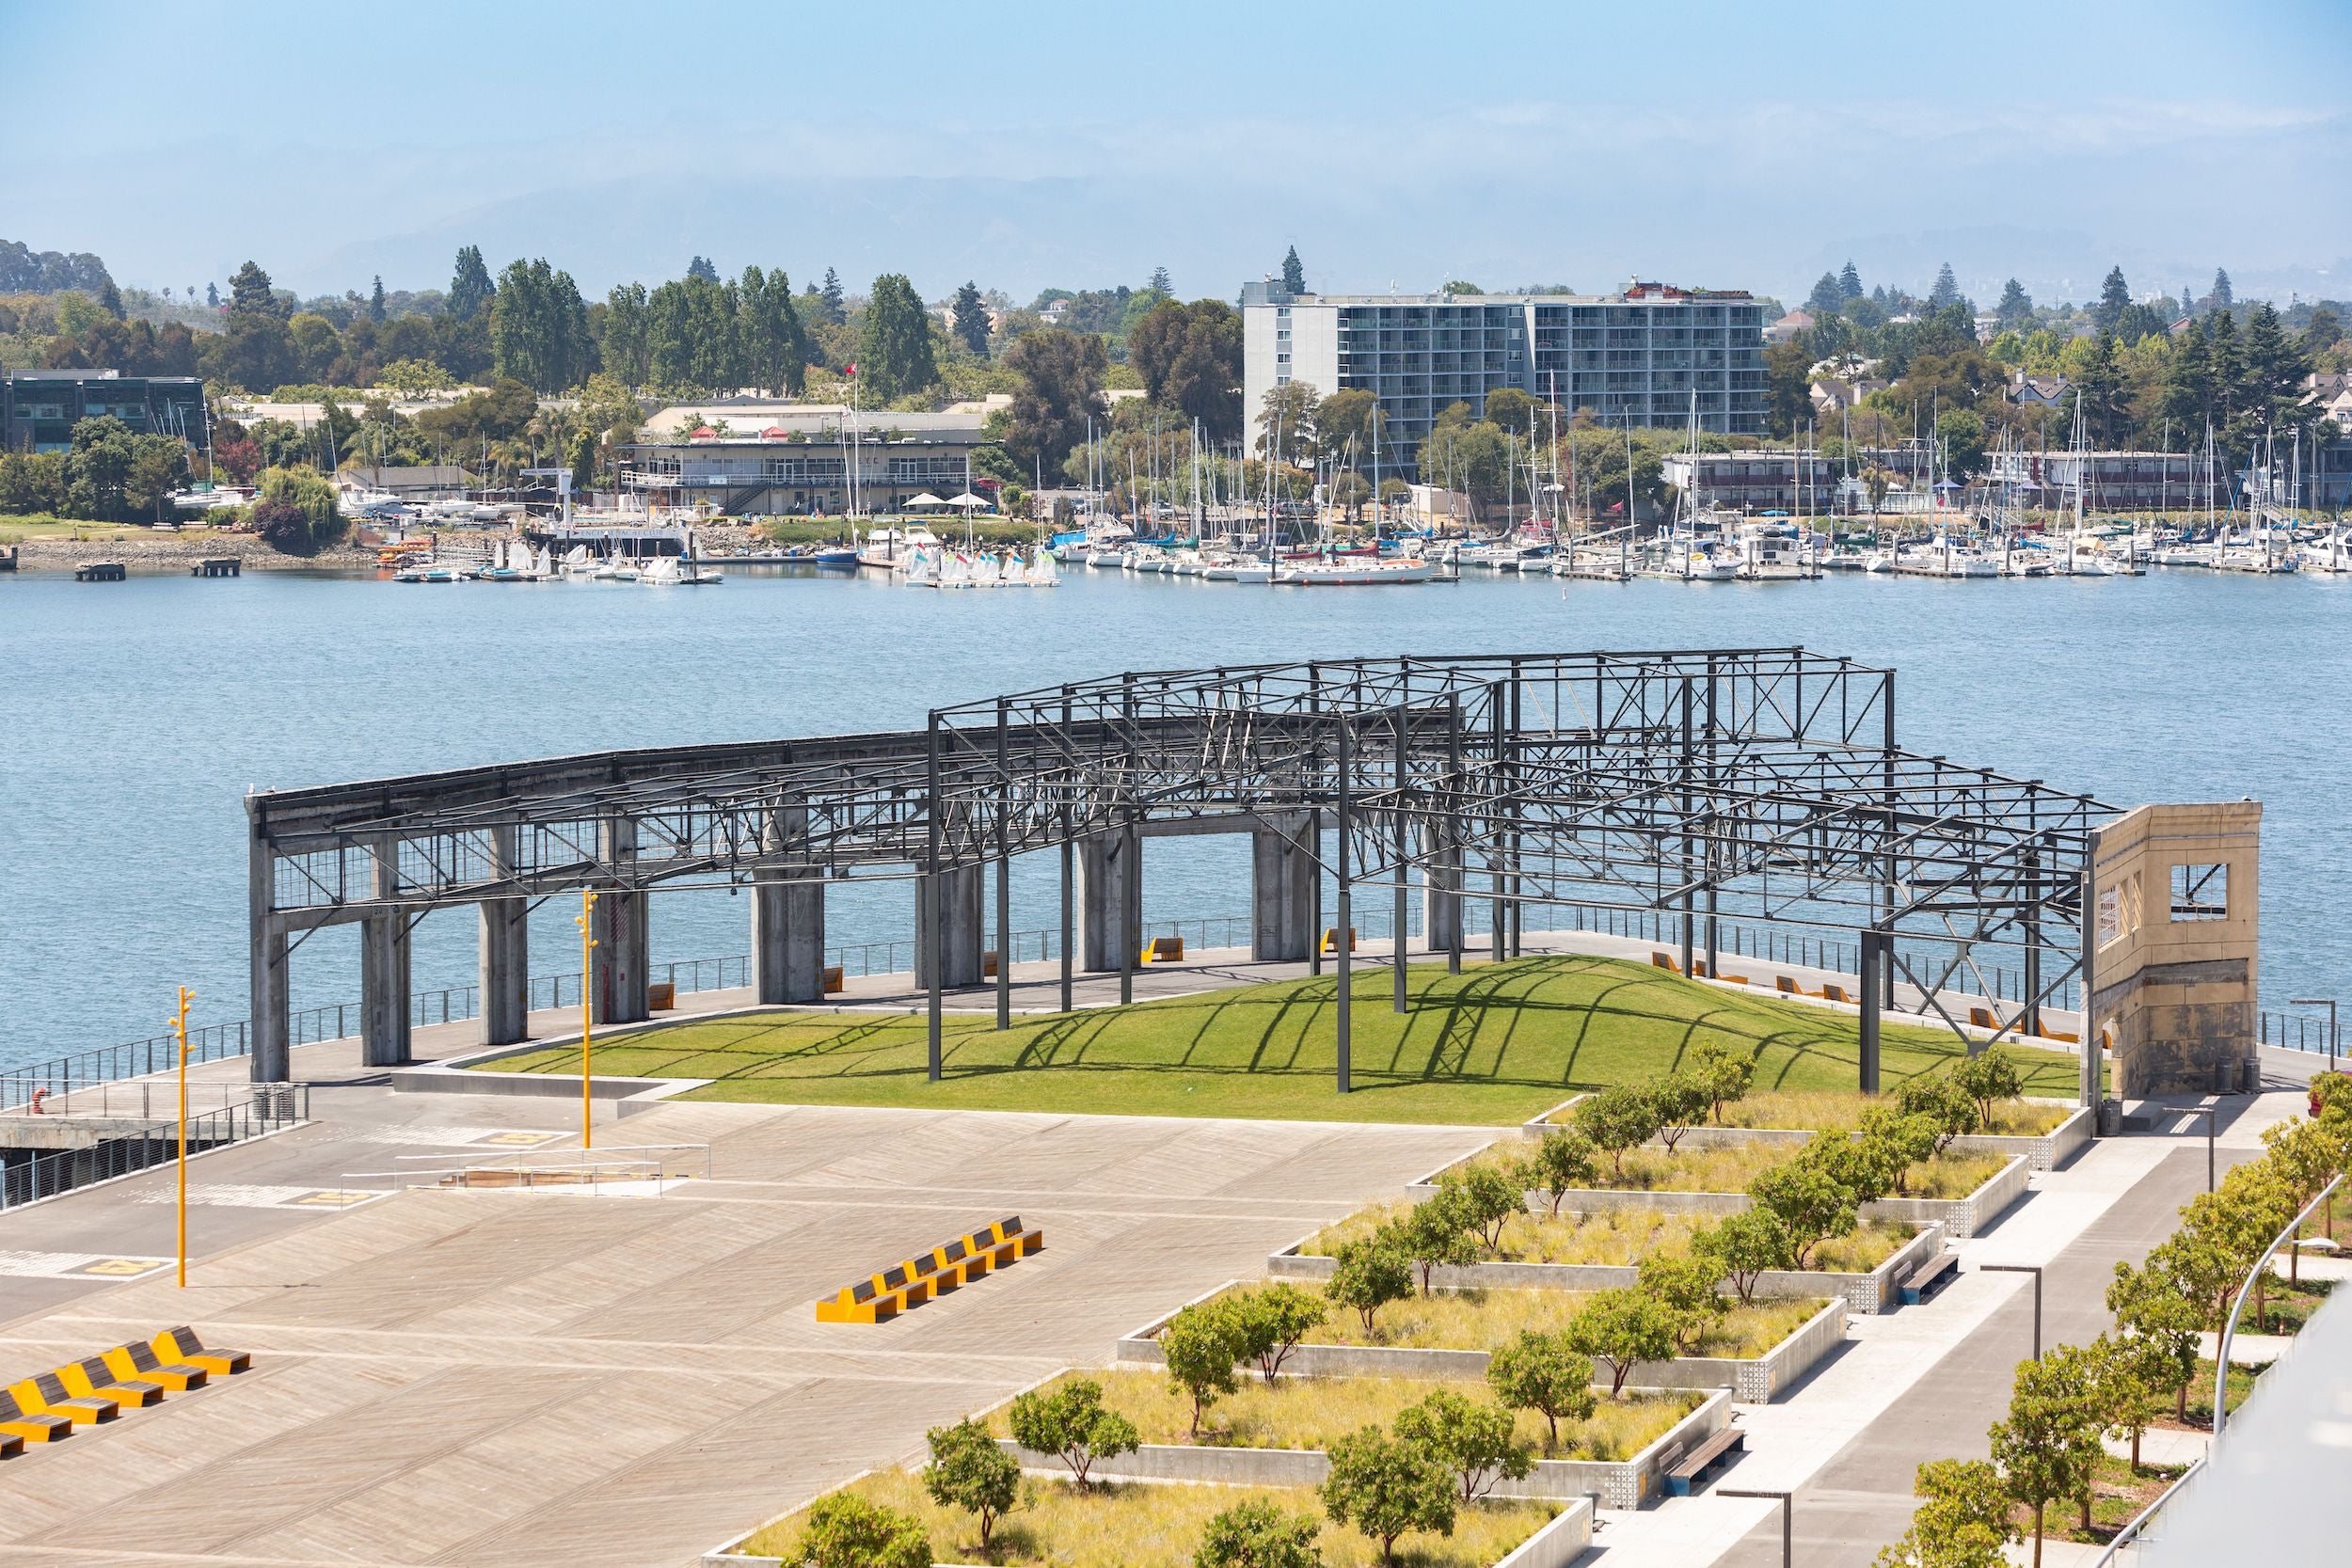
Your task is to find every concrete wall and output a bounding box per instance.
[2088,802,2262,1098]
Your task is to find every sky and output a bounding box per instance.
[5,0,2350,310]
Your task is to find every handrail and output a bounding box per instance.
[2213,1170,2343,1444]
[2089,1454,2207,1565]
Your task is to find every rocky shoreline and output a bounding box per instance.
[5,531,378,573]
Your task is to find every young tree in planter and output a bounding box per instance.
[922,1417,1022,1551]
[1160,1300,1248,1437]
[1856,1104,1943,1197]
[1194,1497,1324,1568]
[2259,1117,2337,1283]
[1229,1282,1328,1385]
[1895,1072,1979,1156]
[1393,1387,1535,1502]
[1008,1377,1140,1488]
[1575,1085,1664,1180]
[1565,1287,1679,1397]
[1319,1424,1458,1566]
[1326,1234,1415,1334]
[1951,1050,2024,1131]
[794,1492,931,1568]
[2105,1259,2203,1423]
[1637,1249,1729,1355]
[1397,1202,1480,1295]
[1748,1148,1861,1269]
[1871,1458,2015,1568]
[1441,1164,1525,1253]
[1485,1329,1596,1451]
[1694,1211,1789,1306]
[1989,1344,2106,1562]
[2088,1330,2170,1471]
[1648,1073,1716,1153]
[1691,1039,1758,1124]
[1525,1127,1598,1216]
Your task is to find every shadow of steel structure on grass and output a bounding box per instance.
[240,648,2206,1106]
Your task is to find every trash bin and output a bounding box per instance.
[2097,1098,2123,1137]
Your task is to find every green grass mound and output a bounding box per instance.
[483,954,2081,1125]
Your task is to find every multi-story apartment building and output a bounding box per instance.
[1243,278,1766,476]
[1986,450,2219,512]
[3,369,209,453]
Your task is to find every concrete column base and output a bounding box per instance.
[359,911,412,1068]
[1422,840,1464,954]
[915,866,984,990]
[478,896,529,1047]
[1251,815,1317,962]
[1077,833,1136,972]
[754,873,827,1004]
[592,886,650,1025]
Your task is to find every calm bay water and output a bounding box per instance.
[1,563,2343,1072]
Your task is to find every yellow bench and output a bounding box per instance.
[813,1216,1046,1324]
[822,965,845,993]
[1322,928,1358,954]
[0,1388,70,1446]
[9,1373,113,1427]
[1651,951,1679,973]
[59,1357,158,1410]
[1140,936,1184,964]
[155,1326,249,1378]
[104,1340,207,1392]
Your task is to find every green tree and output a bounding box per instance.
[2105,1259,2203,1424]
[368,275,387,324]
[859,273,938,402]
[1937,406,1988,480]
[818,266,846,322]
[1873,1458,2015,1568]
[1927,262,1962,312]
[125,435,192,524]
[1952,1051,2024,1131]
[1565,1287,1677,1397]
[1694,1211,1787,1306]
[1637,1250,1728,1355]
[1480,387,1539,433]
[449,245,494,321]
[1229,1282,1329,1385]
[646,272,740,392]
[1764,339,1813,438]
[1897,1072,1979,1155]
[2260,1118,2338,1286]
[1318,1425,1455,1566]
[1396,1201,1479,1295]
[1003,327,1109,473]
[1648,1074,1716,1153]
[792,1492,930,1568]
[1573,1085,1663,1180]
[1691,1040,1757,1124]
[1129,299,1244,438]
[1008,1377,1139,1487]
[738,264,810,396]
[1485,1330,1595,1450]
[1994,278,2033,329]
[1748,1146,1859,1269]
[1439,1165,1524,1254]
[1326,1234,1415,1334]
[1280,245,1306,295]
[950,281,992,356]
[922,1417,1020,1550]
[2207,267,2232,310]
[1313,388,1386,469]
[1525,1128,1598,1217]
[1805,272,1844,317]
[2093,266,2132,335]
[1256,380,1322,464]
[599,282,651,388]
[1193,1498,1323,1568]
[1393,1388,1534,1502]
[489,258,594,392]
[1839,261,1863,301]
[1991,1344,2107,1560]
[1161,1298,1246,1436]
[228,260,283,319]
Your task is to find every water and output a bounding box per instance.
[1,564,2344,1072]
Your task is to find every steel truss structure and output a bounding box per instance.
[246,648,2110,1096]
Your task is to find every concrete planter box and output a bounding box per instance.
[1269,1224,1943,1316]
[1518,1094,1589,1137]
[1003,1391,1729,1512]
[1413,1151,2023,1243]
[702,1474,1592,1568]
[1119,1291,1846,1403]
[1516,1099,2090,1173]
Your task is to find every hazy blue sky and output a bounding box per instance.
[6,0,2348,307]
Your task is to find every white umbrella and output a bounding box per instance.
[946,491,991,510]
[903,492,948,509]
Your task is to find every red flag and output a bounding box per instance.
[841,362,856,376]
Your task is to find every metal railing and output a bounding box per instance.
[0,1087,310,1212]
[0,1079,268,1121]
[2259,1009,2340,1057]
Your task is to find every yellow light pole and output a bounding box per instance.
[173,986,194,1289]
[578,889,597,1150]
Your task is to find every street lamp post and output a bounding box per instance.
[1982,1262,2043,1359]
[173,985,194,1290]
[2182,1104,2217,1192]
[1721,1489,1792,1568]
[578,889,597,1150]
[2289,997,2338,1074]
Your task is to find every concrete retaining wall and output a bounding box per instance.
[1003,1390,1730,1511]
[1866,1155,2029,1240]
[1518,1099,2090,1174]
[1269,1226,1943,1317]
[1119,1298,1848,1403]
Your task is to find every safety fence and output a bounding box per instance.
[0,1087,310,1212]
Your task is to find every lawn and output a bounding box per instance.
[742,1468,1559,1568]
[1249,1282,1826,1360]
[992,1369,1699,1462]
[483,954,2084,1126]
[1301,1201,1915,1274]
[2034,1451,2190,1544]
[1454,1139,2007,1200]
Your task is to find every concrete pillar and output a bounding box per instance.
[593,816,650,1026]
[1251,815,1318,963]
[1422,833,1464,955]
[479,823,529,1047]
[914,865,984,990]
[1077,833,1136,973]
[247,802,290,1083]
[752,804,826,1005]
[360,835,411,1068]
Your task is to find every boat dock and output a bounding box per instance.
[190,558,241,578]
[73,561,126,581]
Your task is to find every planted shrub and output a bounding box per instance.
[922,1417,1021,1550]
[1160,1301,1248,1437]
[1393,1387,1534,1502]
[1525,1127,1599,1216]
[1692,1038,1758,1124]
[1008,1378,1140,1486]
[1649,1073,1716,1153]
[1951,1051,2025,1130]
[1565,1287,1678,1397]
[1636,1249,1729,1355]
[1319,1424,1458,1566]
[1194,1497,1324,1568]
[794,1492,931,1568]
[1327,1235,1416,1334]
[1230,1282,1329,1385]
[1576,1085,1666,1180]
[1694,1210,1791,1304]
[1895,1072,1979,1154]
[1485,1329,1597,1449]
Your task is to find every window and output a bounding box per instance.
[2169,863,2229,921]
[2097,872,2140,948]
